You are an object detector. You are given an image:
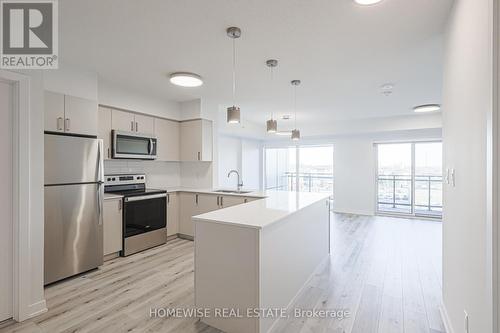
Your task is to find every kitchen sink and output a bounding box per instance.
[214,189,252,194]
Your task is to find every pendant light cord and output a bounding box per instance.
[232,38,236,107]
[270,66,274,119]
[294,84,297,129]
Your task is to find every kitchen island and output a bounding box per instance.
[193,191,331,333]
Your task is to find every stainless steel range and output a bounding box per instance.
[104,174,167,256]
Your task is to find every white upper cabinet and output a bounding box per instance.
[180,119,213,161]
[111,109,135,132]
[155,118,180,161]
[98,106,112,159]
[134,114,154,135]
[44,91,97,136]
[111,109,154,134]
[64,95,98,136]
[44,91,65,132]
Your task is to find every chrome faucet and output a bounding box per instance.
[228,170,243,192]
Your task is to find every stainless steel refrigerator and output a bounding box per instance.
[44,133,104,285]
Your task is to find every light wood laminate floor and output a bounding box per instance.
[1,214,444,333]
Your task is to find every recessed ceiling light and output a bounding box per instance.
[275,131,292,136]
[282,115,291,120]
[354,0,383,5]
[413,104,441,113]
[169,72,203,87]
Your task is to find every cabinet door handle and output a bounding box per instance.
[195,194,198,205]
[131,121,134,131]
[65,118,70,132]
[197,152,201,161]
[217,196,219,207]
[220,196,223,207]
[135,122,138,132]
[57,117,63,131]
[167,194,170,204]
[107,148,110,159]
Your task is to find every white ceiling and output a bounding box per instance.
[59,0,453,127]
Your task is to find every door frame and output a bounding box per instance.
[0,70,39,322]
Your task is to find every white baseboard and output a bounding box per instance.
[439,305,455,333]
[26,300,47,320]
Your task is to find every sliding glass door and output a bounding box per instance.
[376,141,442,218]
[264,145,334,196]
[414,142,443,217]
[377,143,413,214]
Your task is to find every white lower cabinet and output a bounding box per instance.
[220,195,245,208]
[178,192,260,238]
[179,192,197,237]
[167,192,179,237]
[103,198,123,257]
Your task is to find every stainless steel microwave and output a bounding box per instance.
[112,130,157,160]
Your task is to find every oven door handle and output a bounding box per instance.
[124,193,167,202]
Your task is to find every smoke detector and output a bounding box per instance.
[380,83,394,96]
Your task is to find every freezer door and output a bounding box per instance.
[44,183,103,284]
[45,134,103,185]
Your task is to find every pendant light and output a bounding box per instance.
[227,27,241,124]
[265,59,278,133]
[291,80,301,141]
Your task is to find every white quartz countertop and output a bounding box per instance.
[192,191,331,229]
[156,186,267,198]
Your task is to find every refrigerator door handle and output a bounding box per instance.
[97,139,104,226]
[97,183,103,226]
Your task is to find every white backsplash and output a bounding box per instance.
[104,160,181,188]
[180,161,213,189]
[104,160,213,189]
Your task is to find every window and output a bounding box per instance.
[376,141,442,218]
[264,145,333,196]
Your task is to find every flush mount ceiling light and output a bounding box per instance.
[354,0,383,5]
[282,115,291,120]
[226,26,242,124]
[169,72,203,87]
[265,59,278,133]
[290,80,301,141]
[413,104,441,113]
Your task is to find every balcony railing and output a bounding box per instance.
[377,174,443,217]
[266,172,334,194]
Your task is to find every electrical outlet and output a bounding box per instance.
[464,310,469,333]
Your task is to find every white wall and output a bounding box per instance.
[217,135,263,190]
[98,79,180,120]
[42,62,98,101]
[218,136,241,188]
[241,140,262,190]
[441,0,494,331]
[333,138,375,215]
